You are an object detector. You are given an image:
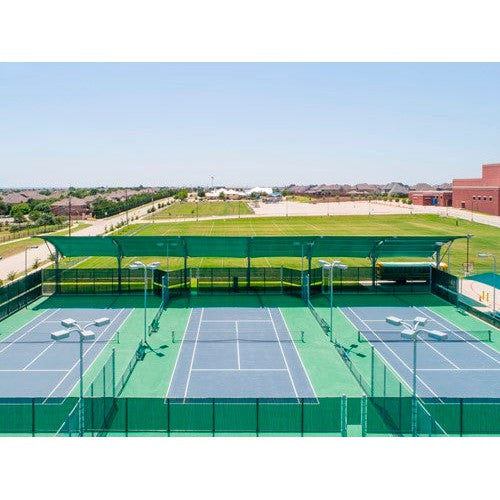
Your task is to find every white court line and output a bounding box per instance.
[191,368,288,372]
[419,368,500,372]
[0,369,68,372]
[201,319,271,323]
[267,308,299,401]
[413,307,499,364]
[0,309,61,354]
[165,309,193,398]
[277,308,318,401]
[22,341,56,370]
[43,309,128,402]
[346,307,442,400]
[235,321,241,369]
[183,308,204,402]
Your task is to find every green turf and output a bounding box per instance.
[144,200,253,220]
[63,214,499,277]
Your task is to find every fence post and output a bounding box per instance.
[280,266,283,294]
[301,398,304,437]
[125,397,129,437]
[167,398,170,437]
[370,346,375,397]
[112,348,116,398]
[32,398,35,437]
[361,395,367,437]
[341,394,347,437]
[460,398,464,437]
[256,398,259,437]
[212,399,216,437]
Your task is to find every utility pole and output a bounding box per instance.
[68,195,72,236]
[125,188,129,224]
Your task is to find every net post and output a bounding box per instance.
[112,348,116,399]
[31,398,35,437]
[361,395,367,437]
[341,394,347,437]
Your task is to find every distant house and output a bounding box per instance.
[205,188,247,200]
[51,197,91,219]
[382,182,410,196]
[410,183,433,191]
[246,186,273,196]
[1,192,30,204]
[18,190,50,201]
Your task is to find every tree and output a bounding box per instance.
[197,188,206,198]
[11,203,30,222]
[174,189,189,201]
[218,191,226,200]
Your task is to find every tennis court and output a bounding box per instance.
[0,307,132,399]
[167,307,317,401]
[340,305,500,398]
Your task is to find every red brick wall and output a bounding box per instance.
[452,163,500,215]
[452,187,500,215]
[408,191,452,207]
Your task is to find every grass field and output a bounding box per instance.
[60,214,499,276]
[144,200,253,220]
[0,222,91,261]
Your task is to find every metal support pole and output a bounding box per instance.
[412,335,418,437]
[143,266,147,342]
[341,394,347,437]
[329,266,333,343]
[370,346,375,397]
[117,255,122,294]
[371,257,377,287]
[55,250,60,294]
[361,395,367,437]
[112,348,116,398]
[79,335,84,437]
[247,256,251,290]
[184,255,188,290]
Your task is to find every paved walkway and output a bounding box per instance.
[0,198,169,281]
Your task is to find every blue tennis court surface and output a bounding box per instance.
[0,307,132,399]
[341,305,500,399]
[167,307,317,400]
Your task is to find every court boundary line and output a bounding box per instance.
[277,307,318,401]
[344,307,442,400]
[0,309,61,354]
[183,308,204,402]
[165,309,193,398]
[413,307,499,364]
[42,308,129,402]
[22,341,56,371]
[267,308,299,401]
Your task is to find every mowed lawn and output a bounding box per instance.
[62,214,499,276]
[144,200,253,220]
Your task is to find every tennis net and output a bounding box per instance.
[171,330,305,344]
[357,329,493,343]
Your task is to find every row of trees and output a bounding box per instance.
[1,199,63,231]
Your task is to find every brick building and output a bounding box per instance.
[408,190,453,207]
[51,197,91,219]
[452,163,500,216]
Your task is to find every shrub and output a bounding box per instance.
[7,271,16,282]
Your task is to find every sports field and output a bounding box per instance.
[144,201,252,220]
[1,289,498,436]
[64,214,499,276]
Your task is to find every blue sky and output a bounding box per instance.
[1,63,499,188]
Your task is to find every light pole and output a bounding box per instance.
[385,315,445,436]
[318,260,348,343]
[51,316,110,436]
[129,261,160,341]
[25,245,39,276]
[478,253,497,317]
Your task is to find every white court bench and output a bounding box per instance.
[426,329,448,340]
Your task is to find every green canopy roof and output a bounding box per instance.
[40,235,465,260]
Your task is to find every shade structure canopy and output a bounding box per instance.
[40,235,465,260]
